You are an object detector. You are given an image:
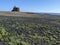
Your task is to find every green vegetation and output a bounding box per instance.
[0,16,60,45]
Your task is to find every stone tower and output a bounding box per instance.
[11,6,20,12]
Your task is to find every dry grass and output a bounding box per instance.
[0,11,60,20]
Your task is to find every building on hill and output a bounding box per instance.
[11,6,20,12]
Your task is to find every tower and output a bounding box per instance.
[11,6,20,12]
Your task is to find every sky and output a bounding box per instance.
[0,0,60,13]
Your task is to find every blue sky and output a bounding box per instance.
[0,0,60,13]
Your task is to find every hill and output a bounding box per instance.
[0,11,60,45]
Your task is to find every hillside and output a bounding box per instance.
[0,12,60,45]
[0,11,60,19]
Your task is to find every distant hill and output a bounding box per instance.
[0,11,60,19]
